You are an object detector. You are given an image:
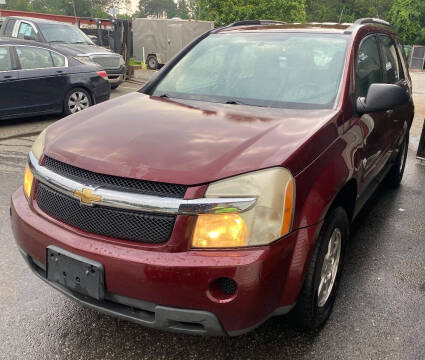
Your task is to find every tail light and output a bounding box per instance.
[96,70,108,79]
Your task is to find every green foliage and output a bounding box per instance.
[138,0,177,18]
[390,0,425,44]
[198,0,306,26]
[2,0,425,44]
[2,0,112,17]
[176,0,189,19]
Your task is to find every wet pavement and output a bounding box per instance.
[0,81,424,359]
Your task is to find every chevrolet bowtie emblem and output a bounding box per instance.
[74,188,101,206]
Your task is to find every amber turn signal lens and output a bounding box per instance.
[23,165,34,199]
[192,214,248,248]
[281,179,294,236]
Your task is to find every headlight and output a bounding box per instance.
[31,129,46,161]
[119,55,125,66]
[74,56,96,65]
[24,129,46,199]
[191,168,295,248]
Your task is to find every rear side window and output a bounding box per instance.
[356,36,383,97]
[5,19,16,36]
[16,46,53,70]
[379,35,402,83]
[51,51,66,67]
[17,22,37,40]
[0,46,12,71]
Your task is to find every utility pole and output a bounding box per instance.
[72,0,78,19]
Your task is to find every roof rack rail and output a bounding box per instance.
[354,18,392,27]
[227,20,287,27]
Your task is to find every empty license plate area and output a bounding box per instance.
[47,246,104,300]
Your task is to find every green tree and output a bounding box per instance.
[199,0,306,26]
[138,0,177,18]
[390,0,425,44]
[176,0,189,19]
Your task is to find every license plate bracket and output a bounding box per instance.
[47,246,104,300]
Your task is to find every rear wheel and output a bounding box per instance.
[294,206,349,330]
[64,88,92,116]
[110,83,120,90]
[387,133,409,188]
[146,55,159,70]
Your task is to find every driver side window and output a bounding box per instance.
[17,22,37,40]
[356,36,383,98]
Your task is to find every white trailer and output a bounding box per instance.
[133,18,214,69]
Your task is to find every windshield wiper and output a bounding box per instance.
[71,41,88,44]
[48,40,65,44]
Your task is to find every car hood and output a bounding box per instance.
[50,43,118,57]
[44,93,339,186]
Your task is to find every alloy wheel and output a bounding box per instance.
[317,228,342,308]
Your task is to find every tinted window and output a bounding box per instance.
[5,19,16,36]
[0,46,12,71]
[17,22,37,40]
[153,33,348,109]
[356,36,383,97]
[16,47,53,69]
[379,35,402,83]
[51,51,66,67]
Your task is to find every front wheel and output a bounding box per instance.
[64,88,92,116]
[387,133,409,188]
[294,206,349,330]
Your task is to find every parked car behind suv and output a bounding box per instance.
[0,16,125,89]
[11,19,414,336]
[0,37,110,120]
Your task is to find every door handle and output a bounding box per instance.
[56,70,64,74]
[3,75,13,79]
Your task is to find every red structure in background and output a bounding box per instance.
[0,9,113,27]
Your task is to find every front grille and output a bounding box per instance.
[43,157,187,198]
[91,56,120,69]
[36,183,175,243]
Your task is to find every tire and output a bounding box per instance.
[146,55,159,70]
[294,206,349,330]
[64,88,92,116]
[387,133,409,188]
[110,83,120,90]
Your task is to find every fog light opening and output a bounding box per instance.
[207,277,238,303]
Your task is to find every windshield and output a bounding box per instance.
[39,23,94,45]
[152,33,348,109]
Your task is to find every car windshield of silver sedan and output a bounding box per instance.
[39,23,94,45]
[152,33,348,109]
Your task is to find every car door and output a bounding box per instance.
[14,45,68,115]
[377,34,410,149]
[355,34,392,195]
[0,45,22,118]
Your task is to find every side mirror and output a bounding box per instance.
[356,83,410,114]
[24,35,37,41]
[88,35,99,45]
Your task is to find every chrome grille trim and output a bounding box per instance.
[29,152,256,215]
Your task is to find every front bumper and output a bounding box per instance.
[11,186,317,335]
[105,67,125,85]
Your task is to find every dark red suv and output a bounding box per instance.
[11,18,414,336]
